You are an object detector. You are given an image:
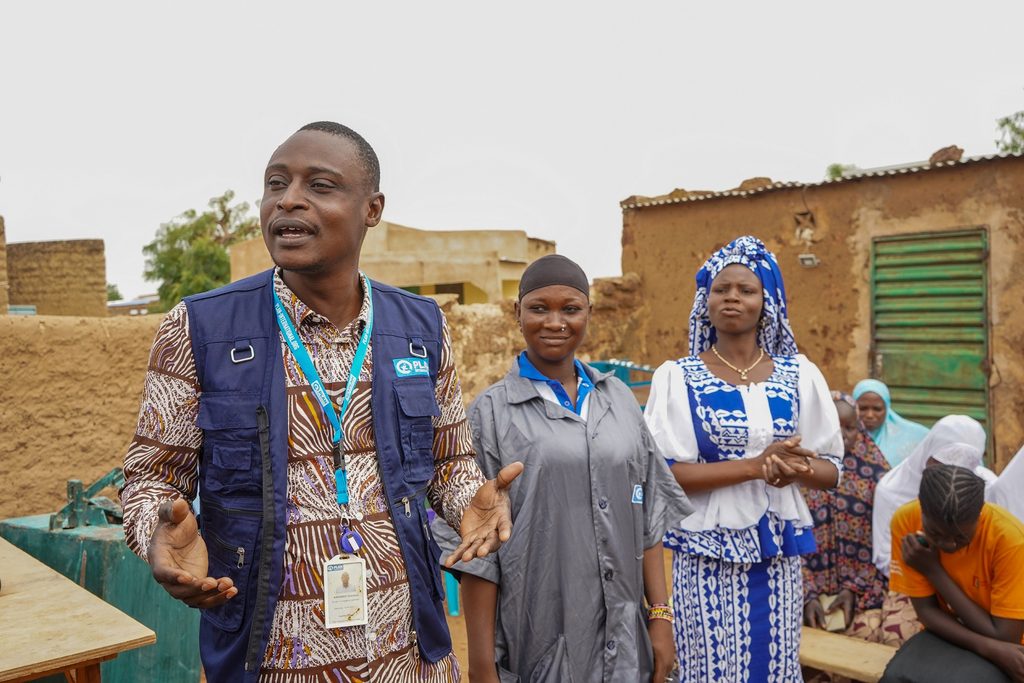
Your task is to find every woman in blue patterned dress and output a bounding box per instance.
[644,236,844,683]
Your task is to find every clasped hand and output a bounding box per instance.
[759,436,816,488]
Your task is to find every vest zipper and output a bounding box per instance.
[205,528,246,568]
[245,405,274,673]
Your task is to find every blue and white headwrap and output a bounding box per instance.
[688,235,798,357]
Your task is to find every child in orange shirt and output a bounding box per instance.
[882,464,1024,683]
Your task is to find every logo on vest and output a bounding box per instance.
[393,357,430,378]
[632,485,644,505]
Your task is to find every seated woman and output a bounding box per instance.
[881,464,1024,683]
[434,254,693,682]
[872,415,991,577]
[803,394,890,642]
[852,379,929,467]
[987,444,1024,523]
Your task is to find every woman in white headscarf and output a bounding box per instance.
[871,415,994,577]
[987,444,1024,522]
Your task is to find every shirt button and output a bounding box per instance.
[606,640,616,651]
[604,569,614,581]
[563,401,571,407]
[598,498,608,509]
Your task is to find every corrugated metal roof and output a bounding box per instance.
[620,151,1024,210]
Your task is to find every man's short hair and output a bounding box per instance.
[298,121,380,192]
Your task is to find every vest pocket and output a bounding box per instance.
[394,380,440,485]
[197,392,262,494]
[200,500,262,633]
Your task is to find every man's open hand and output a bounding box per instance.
[148,498,237,608]
[444,462,524,567]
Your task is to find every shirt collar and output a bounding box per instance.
[272,267,372,336]
[516,351,587,384]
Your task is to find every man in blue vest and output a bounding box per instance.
[121,121,523,681]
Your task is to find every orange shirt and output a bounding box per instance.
[890,500,1024,624]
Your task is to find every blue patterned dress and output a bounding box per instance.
[645,354,843,683]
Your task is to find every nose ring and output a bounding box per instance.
[560,324,566,332]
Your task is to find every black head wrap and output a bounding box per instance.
[518,254,590,300]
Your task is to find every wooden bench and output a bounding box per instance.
[800,626,898,683]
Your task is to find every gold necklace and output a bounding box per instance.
[711,345,764,381]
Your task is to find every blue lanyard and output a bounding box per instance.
[516,351,594,415]
[272,277,373,505]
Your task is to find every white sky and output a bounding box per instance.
[1,1,1022,299]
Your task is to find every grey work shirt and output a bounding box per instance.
[433,360,693,682]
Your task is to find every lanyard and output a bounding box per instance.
[272,277,373,505]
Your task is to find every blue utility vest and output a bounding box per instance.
[184,270,451,682]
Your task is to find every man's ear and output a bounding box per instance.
[365,192,385,227]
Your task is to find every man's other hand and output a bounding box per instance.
[148,498,238,608]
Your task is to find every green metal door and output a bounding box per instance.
[870,229,990,439]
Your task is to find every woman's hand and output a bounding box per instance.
[828,589,856,629]
[900,532,941,579]
[648,618,676,683]
[467,664,502,683]
[804,598,826,629]
[758,438,814,487]
[987,640,1024,683]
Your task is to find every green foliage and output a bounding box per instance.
[826,163,859,180]
[143,190,260,310]
[996,110,1024,154]
[106,283,122,301]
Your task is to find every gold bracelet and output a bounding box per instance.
[647,606,674,622]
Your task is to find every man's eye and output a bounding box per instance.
[311,180,335,190]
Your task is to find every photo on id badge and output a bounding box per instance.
[325,555,368,628]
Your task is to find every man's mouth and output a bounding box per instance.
[271,219,316,238]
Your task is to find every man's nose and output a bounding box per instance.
[277,182,308,210]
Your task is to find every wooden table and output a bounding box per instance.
[0,537,156,682]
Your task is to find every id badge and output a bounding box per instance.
[324,555,368,628]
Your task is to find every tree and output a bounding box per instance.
[826,163,860,180]
[106,283,122,301]
[996,110,1024,154]
[143,190,260,310]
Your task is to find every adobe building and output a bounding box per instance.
[0,216,9,312]
[5,238,108,317]
[620,152,1024,470]
[229,220,556,304]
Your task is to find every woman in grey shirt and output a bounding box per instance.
[436,254,692,682]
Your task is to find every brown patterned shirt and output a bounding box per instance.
[122,271,483,682]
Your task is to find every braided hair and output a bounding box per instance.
[919,464,986,528]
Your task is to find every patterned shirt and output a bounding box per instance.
[122,271,484,682]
